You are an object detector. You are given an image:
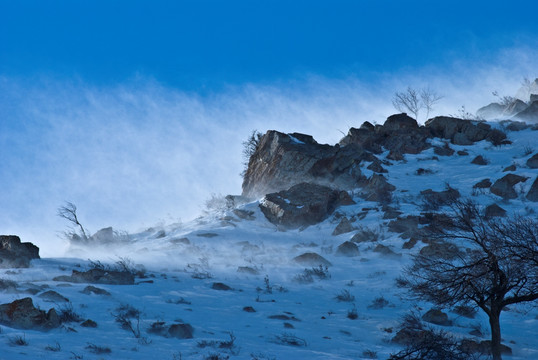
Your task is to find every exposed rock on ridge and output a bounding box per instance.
[242,114,507,199]
[0,235,40,268]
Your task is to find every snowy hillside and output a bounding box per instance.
[1,119,537,360]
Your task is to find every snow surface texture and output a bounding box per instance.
[1,123,537,360]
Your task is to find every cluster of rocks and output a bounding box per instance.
[244,114,514,228]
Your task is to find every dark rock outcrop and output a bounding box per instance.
[490,174,528,199]
[242,116,507,199]
[363,174,396,202]
[424,116,507,145]
[471,155,488,165]
[332,217,355,236]
[473,179,492,189]
[527,153,538,168]
[0,235,40,268]
[335,241,360,257]
[242,130,367,198]
[260,182,353,229]
[0,297,60,331]
[485,204,507,218]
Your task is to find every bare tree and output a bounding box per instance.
[420,88,443,120]
[392,87,421,120]
[57,201,89,242]
[392,87,442,121]
[400,200,538,360]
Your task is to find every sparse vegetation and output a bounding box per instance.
[293,265,331,283]
[9,334,28,346]
[334,289,355,302]
[112,303,151,344]
[58,303,84,323]
[347,306,358,320]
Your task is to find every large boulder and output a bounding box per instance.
[0,235,40,268]
[0,297,60,331]
[340,114,431,156]
[242,130,367,198]
[363,174,396,202]
[259,182,354,229]
[490,174,528,199]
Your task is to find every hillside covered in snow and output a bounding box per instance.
[1,113,538,360]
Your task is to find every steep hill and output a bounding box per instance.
[0,115,537,360]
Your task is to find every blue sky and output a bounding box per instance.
[2,0,537,90]
[1,1,537,254]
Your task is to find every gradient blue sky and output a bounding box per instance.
[2,0,537,90]
[1,1,537,254]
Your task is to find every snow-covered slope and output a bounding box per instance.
[0,123,537,360]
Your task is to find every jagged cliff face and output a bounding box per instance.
[241,113,507,199]
[241,130,370,198]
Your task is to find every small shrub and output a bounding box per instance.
[347,306,358,320]
[9,335,28,346]
[86,343,111,354]
[112,304,146,341]
[368,296,389,309]
[58,303,84,323]
[334,289,355,302]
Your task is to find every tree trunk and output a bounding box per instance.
[489,310,503,360]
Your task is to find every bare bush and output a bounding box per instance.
[334,289,355,302]
[241,130,263,176]
[57,201,89,243]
